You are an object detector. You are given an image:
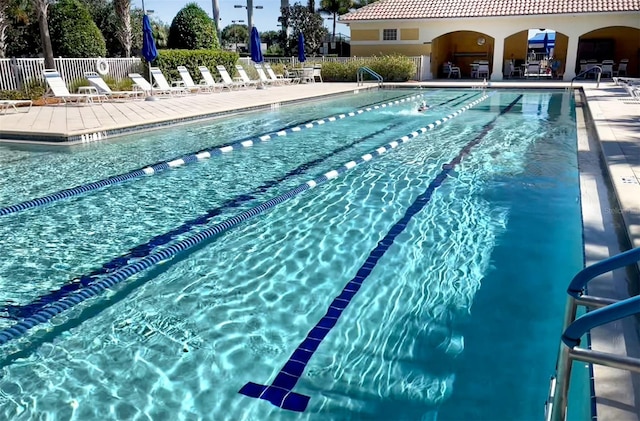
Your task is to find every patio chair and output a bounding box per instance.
[0,100,32,114]
[176,66,211,93]
[197,66,226,92]
[600,61,614,78]
[264,63,291,85]
[254,64,277,86]
[84,71,143,100]
[443,62,460,78]
[42,69,107,104]
[477,63,490,79]
[509,61,522,78]
[234,65,260,88]
[150,67,189,95]
[614,59,628,77]
[216,65,246,90]
[312,64,323,83]
[526,62,540,78]
[129,72,173,96]
[300,67,315,84]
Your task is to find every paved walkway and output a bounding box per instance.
[1,79,639,419]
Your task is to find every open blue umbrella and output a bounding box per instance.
[141,14,158,99]
[298,32,306,63]
[250,26,263,63]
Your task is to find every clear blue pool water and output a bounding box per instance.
[0,89,587,420]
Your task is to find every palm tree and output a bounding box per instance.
[307,0,314,12]
[31,0,53,68]
[318,0,351,41]
[114,0,131,57]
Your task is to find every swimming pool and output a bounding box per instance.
[0,89,587,420]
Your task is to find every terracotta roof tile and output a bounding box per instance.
[339,0,640,21]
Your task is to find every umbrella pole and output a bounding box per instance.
[145,63,158,101]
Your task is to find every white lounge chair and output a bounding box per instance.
[197,66,225,92]
[216,65,246,90]
[234,65,260,88]
[43,69,107,104]
[263,63,290,85]
[176,66,211,93]
[150,67,189,95]
[84,71,143,100]
[0,100,32,114]
[254,64,277,86]
[312,64,323,83]
[129,72,173,96]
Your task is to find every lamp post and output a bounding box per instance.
[234,1,263,54]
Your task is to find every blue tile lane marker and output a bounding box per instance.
[1,93,476,320]
[0,93,427,218]
[238,94,523,412]
[0,93,474,321]
[0,93,492,347]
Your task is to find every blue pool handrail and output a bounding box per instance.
[567,247,640,297]
[547,247,640,421]
[562,295,640,347]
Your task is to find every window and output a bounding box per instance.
[382,29,397,41]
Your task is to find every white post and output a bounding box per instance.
[563,34,579,81]
[491,35,505,80]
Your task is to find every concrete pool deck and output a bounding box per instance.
[0,79,639,419]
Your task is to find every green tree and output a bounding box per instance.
[350,0,376,7]
[318,0,351,40]
[2,0,40,58]
[81,0,120,56]
[49,0,107,57]
[220,23,247,50]
[168,2,219,50]
[260,30,280,48]
[280,4,326,56]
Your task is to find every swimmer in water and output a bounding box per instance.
[417,101,429,112]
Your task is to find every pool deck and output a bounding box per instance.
[1,80,639,419]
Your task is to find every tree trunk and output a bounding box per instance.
[33,0,54,69]
[114,0,132,57]
[0,9,7,58]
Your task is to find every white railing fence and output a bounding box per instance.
[0,57,142,91]
[1,55,427,92]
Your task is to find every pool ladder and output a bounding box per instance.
[545,247,640,421]
[357,67,383,87]
[567,66,602,91]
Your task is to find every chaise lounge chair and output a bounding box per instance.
[234,65,260,88]
[216,65,246,90]
[129,72,173,96]
[264,63,291,85]
[197,66,226,92]
[43,69,107,104]
[0,100,32,114]
[254,64,278,86]
[84,71,143,100]
[149,67,189,95]
[176,66,213,93]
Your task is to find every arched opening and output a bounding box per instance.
[577,26,640,77]
[431,31,493,79]
[503,28,568,79]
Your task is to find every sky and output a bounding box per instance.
[133,0,350,34]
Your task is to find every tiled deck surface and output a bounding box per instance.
[1,80,639,419]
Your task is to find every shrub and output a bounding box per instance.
[320,55,416,82]
[168,3,220,50]
[0,79,47,101]
[150,49,239,83]
[49,0,107,57]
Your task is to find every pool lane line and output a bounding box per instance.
[1,122,404,320]
[0,93,492,347]
[0,92,430,218]
[238,93,524,412]
[0,93,474,320]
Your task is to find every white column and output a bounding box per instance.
[491,35,505,80]
[563,34,579,81]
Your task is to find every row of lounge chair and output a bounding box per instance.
[39,63,312,104]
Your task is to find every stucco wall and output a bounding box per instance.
[344,12,640,79]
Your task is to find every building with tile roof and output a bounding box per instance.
[339,0,640,80]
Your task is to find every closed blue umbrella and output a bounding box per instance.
[141,14,158,99]
[298,32,306,63]
[250,27,263,63]
[543,32,550,57]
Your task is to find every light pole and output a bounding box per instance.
[212,0,221,42]
[234,1,263,54]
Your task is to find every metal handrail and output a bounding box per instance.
[546,247,640,421]
[567,247,640,297]
[569,65,602,90]
[357,66,383,87]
